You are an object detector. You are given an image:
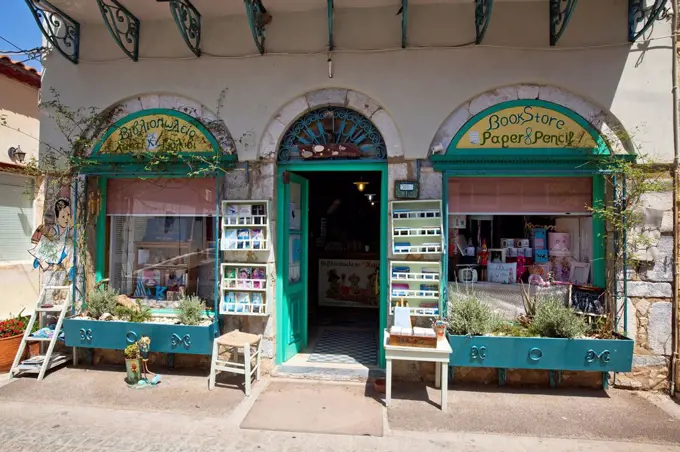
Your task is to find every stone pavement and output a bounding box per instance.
[1,369,680,451]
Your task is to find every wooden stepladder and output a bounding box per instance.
[8,285,72,381]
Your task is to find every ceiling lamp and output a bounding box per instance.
[365,193,376,202]
[354,180,369,192]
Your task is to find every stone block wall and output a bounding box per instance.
[614,184,674,391]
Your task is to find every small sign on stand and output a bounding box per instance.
[395,180,419,199]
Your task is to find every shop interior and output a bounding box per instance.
[304,170,381,367]
[448,213,595,319]
[105,178,218,311]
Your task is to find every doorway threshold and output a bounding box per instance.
[274,352,384,382]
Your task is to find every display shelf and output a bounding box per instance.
[392,209,442,220]
[391,272,440,283]
[393,244,442,254]
[219,263,270,316]
[390,290,439,299]
[391,200,444,255]
[389,260,442,317]
[220,200,271,251]
[393,227,441,237]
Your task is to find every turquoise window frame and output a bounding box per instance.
[85,108,235,317]
[433,99,634,314]
[93,173,224,317]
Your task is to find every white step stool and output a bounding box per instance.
[208,330,262,396]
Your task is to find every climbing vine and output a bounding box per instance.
[588,125,669,327]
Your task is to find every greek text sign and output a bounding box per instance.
[98,111,214,154]
[458,105,598,149]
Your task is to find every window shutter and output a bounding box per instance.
[0,174,34,262]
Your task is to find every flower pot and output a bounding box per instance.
[0,334,40,372]
[125,358,142,384]
[373,378,386,394]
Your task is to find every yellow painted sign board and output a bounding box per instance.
[98,112,214,154]
[456,105,598,149]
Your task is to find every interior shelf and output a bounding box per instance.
[219,263,270,316]
[220,200,271,251]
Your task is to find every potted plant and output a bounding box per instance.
[0,310,40,372]
[431,317,448,338]
[445,291,634,387]
[124,343,142,384]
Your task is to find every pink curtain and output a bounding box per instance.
[107,178,217,216]
[449,177,592,214]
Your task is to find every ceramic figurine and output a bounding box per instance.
[138,336,152,381]
[478,239,489,281]
[515,255,526,283]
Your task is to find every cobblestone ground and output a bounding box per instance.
[1,373,680,452]
[1,397,679,451]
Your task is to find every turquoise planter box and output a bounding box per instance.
[448,334,634,372]
[63,318,218,355]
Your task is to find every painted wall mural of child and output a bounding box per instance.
[29,198,73,275]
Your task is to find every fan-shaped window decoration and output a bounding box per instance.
[278,107,386,162]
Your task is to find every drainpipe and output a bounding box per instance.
[671,1,679,397]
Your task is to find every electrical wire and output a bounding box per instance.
[71,31,677,65]
[0,35,23,52]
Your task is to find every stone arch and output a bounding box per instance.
[428,84,634,156]
[87,92,235,156]
[259,88,403,160]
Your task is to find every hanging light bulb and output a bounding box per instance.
[354,180,369,192]
[371,201,375,206]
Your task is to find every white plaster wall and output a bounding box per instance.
[0,75,42,319]
[38,1,673,163]
[0,76,39,164]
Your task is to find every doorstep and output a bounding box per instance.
[273,363,385,382]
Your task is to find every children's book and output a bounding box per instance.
[251,293,264,313]
[239,205,252,225]
[222,292,236,313]
[143,269,161,287]
[238,267,252,288]
[252,267,265,289]
[225,267,237,288]
[252,205,265,225]
[225,204,238,225]
[237,229,250,249]
[252,228,264,250]
[223,229,238,250]
[236,292,250,313]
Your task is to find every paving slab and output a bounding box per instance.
[0,398,679,452]
[0,366,245,418]
[241,380,384,436]
[387,385,680,445]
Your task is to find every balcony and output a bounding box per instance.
[25,0,670,65]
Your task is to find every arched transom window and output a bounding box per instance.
[278,107,386,162]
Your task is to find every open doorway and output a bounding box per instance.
[303,170,381,366]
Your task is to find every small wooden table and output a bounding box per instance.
[383,331,453,412]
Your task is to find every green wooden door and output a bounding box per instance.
[280,172,309,362]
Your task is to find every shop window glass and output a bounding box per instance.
[448,177,595,320]
[107,179,217,310]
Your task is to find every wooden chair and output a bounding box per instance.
[208,330,262,396]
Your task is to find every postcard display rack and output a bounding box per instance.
[219,201,271,316]
[389,200,444,317]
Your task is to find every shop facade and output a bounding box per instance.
[29,0,676,389]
